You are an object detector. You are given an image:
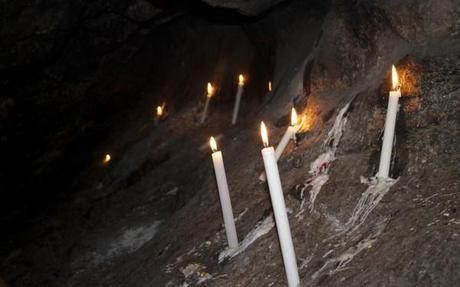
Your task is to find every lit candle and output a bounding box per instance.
[103,154,111,165]
[260,122,300,287]
[268,81,272,92]
[231,74,245,125]
[259,108,302,182]
[155,105,163,125]
[156,105,163,118]
[378,65,401,179]
[275,108,302,159]
[210,136,239,249]
[200,82,215,124]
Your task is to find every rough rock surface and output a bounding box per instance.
[1,0,460,286]
[200,0,288,16]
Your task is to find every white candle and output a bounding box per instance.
[210,136,239,249]
[260,122,300,287]
[200,82,215,124]
[378,65,401,179]
[275,108,302,159]
[231,74,245,125]
[259,108,302,182]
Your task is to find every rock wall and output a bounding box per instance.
[1,0,459,286]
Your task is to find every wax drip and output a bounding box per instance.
[296,100,352,216]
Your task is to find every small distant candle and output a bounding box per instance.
[200,82,215,124]
[156,106,163,117]
[207,82,215,98]
[268,81,272,92]
[103,154,111,164]
[232,74,245,125]
[238,74,245,86]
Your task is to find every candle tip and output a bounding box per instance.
[268,81,272,92]
[210,136,218,152]
[261,121,269,147]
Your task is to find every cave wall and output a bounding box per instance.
[0,0,268,228]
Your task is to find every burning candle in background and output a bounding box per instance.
[268,81,272,92]
[210,136,239,250]
[155,105,163,125]
[260,122,300,287]
[231,74,245,125]
[378,65,401,179]
[259,108,303,182]
[156,105,163,117]
[103,154,111,165]
[200,82,215,123]
[200,82,215,124]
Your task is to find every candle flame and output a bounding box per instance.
[103,154,111,164]
[238,74,245,86]
[291,108,298,126]
[268,81,272,92]
[156,106,163,117]
[392,65,400,90]
[210,136,218,152]
[207,82,215,97]
[261,121,269,147]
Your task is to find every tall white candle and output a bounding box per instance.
[378,65,401,179]
[260,122,300,287]
[210,136,239,249]
[259,108,302,182]
[231,74,245,125]
[200,82,215,124]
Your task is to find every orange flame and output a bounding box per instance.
[291,108,298,126]
[261,121,269,147]
[210,136,218,152]
[392,65,400,90]
[103,154,111,164]
[156,106,163,117]
[268,81,272,92]
[238,74,245,86]
[207,82,215,97]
